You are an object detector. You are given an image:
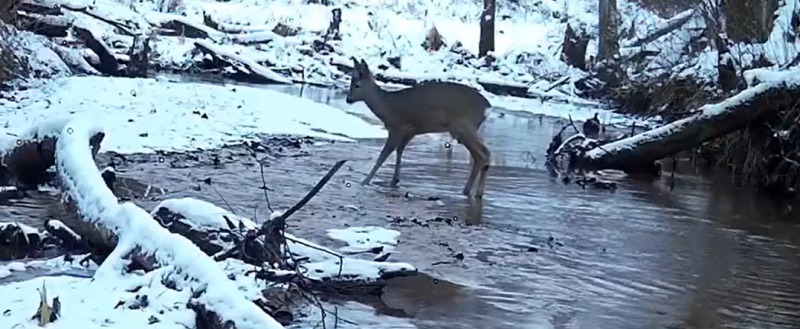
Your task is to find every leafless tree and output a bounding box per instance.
[479,0,496,57]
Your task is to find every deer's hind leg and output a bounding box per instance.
[390,134,413,188]
[451,126,489,198]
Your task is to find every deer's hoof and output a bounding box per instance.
[389,179,399,188]
[361,179,370,186]
[462,188,472,197]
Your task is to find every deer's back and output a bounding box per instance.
[386,81,491,133]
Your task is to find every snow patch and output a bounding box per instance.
[326,226,401,253]
[1,76,385,154]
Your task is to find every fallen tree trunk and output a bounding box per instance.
[374,71,532,98]
[72,26,121,76]
[621,9,695,48]
[579,69,800,172]
[1,132,102,188]
[195,39,291,84]
[53,119,287,329]
[15,12,71,37]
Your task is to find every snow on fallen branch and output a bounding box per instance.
[54,119,286,329]
[621,9,696,49]
[195,39,292,84]
[581,68,800,171]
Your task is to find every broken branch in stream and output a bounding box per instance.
[268,159,346,226]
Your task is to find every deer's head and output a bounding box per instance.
[345,57,375,104]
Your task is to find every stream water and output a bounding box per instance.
[2,80,800,329]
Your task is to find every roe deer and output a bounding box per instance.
[345,57,492,198]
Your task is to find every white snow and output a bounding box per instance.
[1,76,385,154]
[6,262,27,272]
[326,226,401,253]
[0,274,197,329]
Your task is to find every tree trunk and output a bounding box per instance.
[561,23,589,70]
[597,0,619,63]
[597,0,621,87]
[724,0,780,43]
[478,0,495,57]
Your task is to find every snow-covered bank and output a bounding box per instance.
[0,75,385,153]
[8,0,673,114]
[0,116,418,328]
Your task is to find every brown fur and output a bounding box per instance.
[345,57,492,198]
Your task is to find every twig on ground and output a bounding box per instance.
[213,185,236,214]
[270,159,347,224]
[258,161,275,213]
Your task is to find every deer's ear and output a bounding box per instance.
[350,58,360,76]
[359,59,369,73]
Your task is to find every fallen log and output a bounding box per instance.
[195,39,291,84]
[72,25,121,76]
[150,197,417,285]
[1,137,57,188]
[578,69,800,172]
[53,119,286,329]
[621,9,696,48]
[374,71,532,98]
[152,14,222,40]
[49,43,102,75]
[15,12,71,37]
[19,0,140,35]
[229,31,280,45]
[0,222,47,260]
[1,130,101,188]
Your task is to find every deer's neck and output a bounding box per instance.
[362,85,395,125]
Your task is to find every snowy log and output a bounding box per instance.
[621,9,695,48]
[50,43,101,75]
[0,222,46,260]
[72,26,121,76]
[195,39,291,84]
[229,31,280,45]
[580,69,800,172]
[19,0,139,35]
[1,137,57,188]
[52,119,286,329]
[375,71,532,98]
[0,130,101,188]
[151,198,417,286]
[150,202,283,266]
[152,14,222,40]
[15,12,71,37]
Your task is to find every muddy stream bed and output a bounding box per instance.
[3,82,800,329]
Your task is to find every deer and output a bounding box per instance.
[344,57,492,198]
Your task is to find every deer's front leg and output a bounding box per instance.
[362,132,401,186]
